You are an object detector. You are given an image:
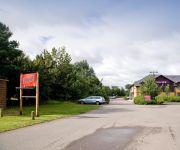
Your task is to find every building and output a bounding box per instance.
[130,75,180,99]
[0,79,8,109]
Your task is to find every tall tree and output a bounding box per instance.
[140,76,161,98]
[0,22,21,77]
[72,60,102,99]
[33,47,74,100]
[164,84,170,96]
[33,49,54,101]
[74,60,95,77]
[125,84,132,91]
[125,84,132,96]
[0,22,27,99]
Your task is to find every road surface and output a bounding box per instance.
[1,98,180,150]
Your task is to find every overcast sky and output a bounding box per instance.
[1,0,180,87]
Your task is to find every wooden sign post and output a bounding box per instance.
[36,73,39,117]
[20,72,39,117]
[20,74,23,115]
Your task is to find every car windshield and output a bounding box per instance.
[85,96,103,99]
[94,96,101,99]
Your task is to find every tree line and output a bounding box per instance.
[0,22,126,103]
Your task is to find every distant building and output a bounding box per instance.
[130,75,180,99]
[0,79,8,109]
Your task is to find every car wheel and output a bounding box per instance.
[96,101,100,105]
[80,101,84,104]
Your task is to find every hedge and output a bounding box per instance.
[134,96,158,105]
[155,96,180,102]
[134,95,180,105]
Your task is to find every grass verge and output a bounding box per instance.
[0,101,99,133]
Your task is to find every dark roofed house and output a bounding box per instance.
[130,74,180,100]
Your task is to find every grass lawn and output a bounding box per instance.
[0,101,99,133]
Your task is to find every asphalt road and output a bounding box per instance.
[1,98,180,150]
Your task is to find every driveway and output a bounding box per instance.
[1,98,180,150]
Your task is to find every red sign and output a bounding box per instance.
[20,73,37,88]
[144,95,151,101]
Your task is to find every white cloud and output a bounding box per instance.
[1,0,180,87]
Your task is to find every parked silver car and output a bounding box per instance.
[78,96,106,105]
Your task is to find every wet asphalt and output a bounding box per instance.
[63,127,142,150]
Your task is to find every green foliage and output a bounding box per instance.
[154,96,165,104]
[155,96,180,102]
[125,84,132,96]
[125,84,132,90]
[103,86,111,96]
[140,76,161,99]
[134,96,162,105]
[31,47,107,102]
[111,87,119,96]
[72,60,101,99]
[110,86,126,97]
[120,87,126,96]
[97,86,110,103]
[168,96,180,102]
[33,47,75,100]
[0,22,20,75]
[164,85,170,96]
[74,60,95,76]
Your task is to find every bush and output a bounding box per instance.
[155,96,165,104]
[168,96,180,102]
[135,95,180,105]
[103,95,110,104]
[155,96,180,102]
[134,96,157,105]
[134,96,144,104]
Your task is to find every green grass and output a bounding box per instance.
[0,101,99,132]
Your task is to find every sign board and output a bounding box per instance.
[144,95,151,101]
[156,80,170,84]
[20,72,39,117]
[20,73,37,88]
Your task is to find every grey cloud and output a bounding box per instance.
[2,0,180,87]
[0,8,5,12]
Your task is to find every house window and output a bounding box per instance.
[177,85,180,89]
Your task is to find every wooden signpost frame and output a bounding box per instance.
[19,72,39,117]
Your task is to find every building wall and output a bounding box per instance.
[159,92,175,96]
[129,86,134,100]
[175,88,180,96]
[0,80,8,109]
[130,85,140,99]
[134,86,140,97]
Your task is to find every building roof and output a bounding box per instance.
[133,74,180,86]
[134,75,159,86]
[165,75,180,83]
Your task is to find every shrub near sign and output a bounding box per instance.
[144,95,151,101]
